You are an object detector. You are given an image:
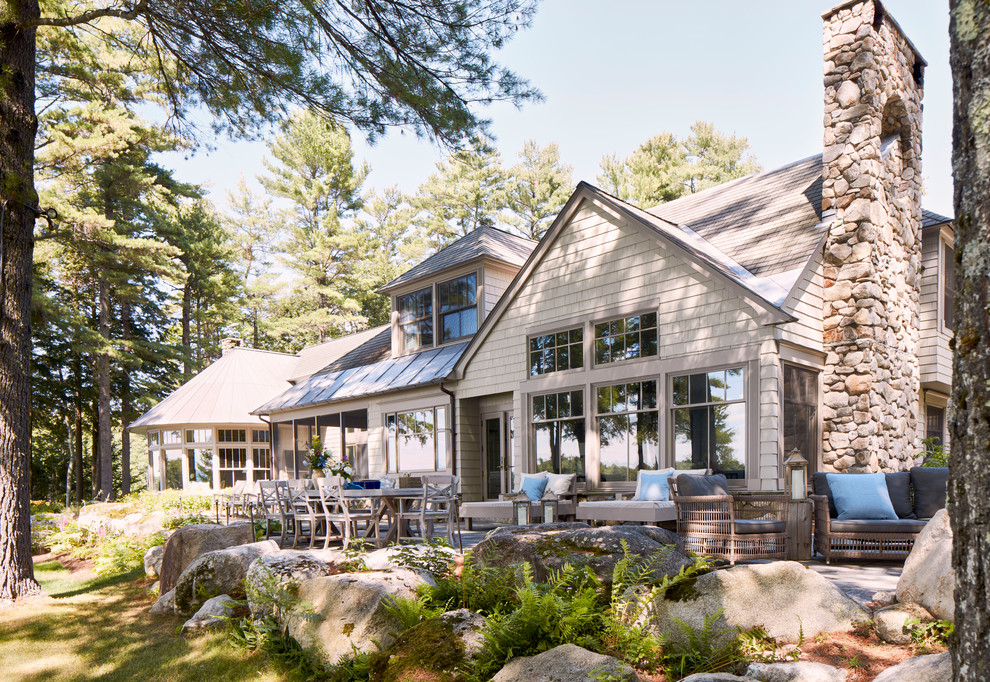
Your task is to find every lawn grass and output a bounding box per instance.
[0,557,292,682]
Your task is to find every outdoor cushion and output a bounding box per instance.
[812,472,838,517]
[911,466,949,519]
[520,475,549,501]
[634,467,674,500]
[826,472,898,520]
[513,470,548,491]
[636,470,676,501]
[733,519,786,534]
[676,473,730,497]
[545,472,576,496]
[884,471,916,519]
[829,518,930,533]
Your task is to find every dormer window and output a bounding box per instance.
[438,273,478,342]
[399,287,433,352]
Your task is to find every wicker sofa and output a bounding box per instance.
[811,467,948,563]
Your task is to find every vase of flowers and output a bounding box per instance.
[324,452,353,482]
[306,435,330,479]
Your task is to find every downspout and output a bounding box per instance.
[439,381,457,476]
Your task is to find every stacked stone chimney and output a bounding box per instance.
[820,0,925,473]
[221,337,244,356]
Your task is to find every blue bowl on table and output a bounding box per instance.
[356,479,381,490]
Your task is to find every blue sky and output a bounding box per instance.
[164,1,954,217]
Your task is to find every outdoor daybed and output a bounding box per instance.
[459,472,577,527]
[811,467,948,563]
[575,468,708,525]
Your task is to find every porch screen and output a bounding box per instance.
[532,390,585,482]
[671,367,746,479]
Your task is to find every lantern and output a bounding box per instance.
[541,491,559,523]
[784,449,809,500]
[513,492,532,526]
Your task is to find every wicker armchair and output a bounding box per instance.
[671,475,788,564]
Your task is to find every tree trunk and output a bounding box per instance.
[0,0,41,600]
[181,281,191,379]
[91,396,100,499]
[97,273,112,499]
[120,301,131,496]
[949,1,990,678]
[74,391,83,505]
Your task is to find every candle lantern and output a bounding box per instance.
[541,491,559,523]
[784,449,809,500]
[513,492,532,526]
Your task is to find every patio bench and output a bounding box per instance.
[811,467,948,563]
[459,472,577,527]
[575,468,708,525]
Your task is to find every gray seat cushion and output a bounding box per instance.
[733,519,785,534]
[676,473,730,496]
[911,467,948,519]
[829,518,930,534]
[812,472,838,517]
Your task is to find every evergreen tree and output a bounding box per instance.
[504,140,573,240]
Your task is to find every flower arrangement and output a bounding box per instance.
[306,435,352,481]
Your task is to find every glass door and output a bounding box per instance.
[484,415,505,500]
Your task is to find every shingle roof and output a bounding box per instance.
[379,225,536,293]
[252,341,468,415]
[129,348,298,432]
[289,325,390,382]
[922,208,953,228]
[647,155,826,277]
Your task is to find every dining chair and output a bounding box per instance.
[321,477,379,549]
[396,475,461,549]
[258,480,293,547]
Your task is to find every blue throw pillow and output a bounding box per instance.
[637,470,675,501]
[826,473,898,520]
[520,476,548,501]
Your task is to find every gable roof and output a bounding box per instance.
[288,325,390,382]
[378,225,536,294]
[922,208,953,228]
[129,347,298,432]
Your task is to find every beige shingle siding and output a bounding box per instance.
[919,225,953,388]
[777,251,825,352]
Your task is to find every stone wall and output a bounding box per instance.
[820,0,925,472]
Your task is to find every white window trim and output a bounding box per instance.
[384,404,451,473]
[392,267,483,356]
[938,234,955,337]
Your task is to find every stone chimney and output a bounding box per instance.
[221,337,244,356]
[820,0,925,473]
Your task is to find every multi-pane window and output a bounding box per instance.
[186,448,213,484]
[594,313,658,365]
[148,431,160,446]
[532,390,585,481]
[217,429,246,443]
[926,406,945,446]
[943,242,955,330]
[185,429,213,443]
[597,380,659,482]
[252,429,270,443]
[529,328,583,376]
[385,406,449,472]
[162,430,182,445]
[438,273,477,342]
[253,448,272,480]
[672,367,746,479]
[783,365,818,471]
[164,450,183,489]
[218,447,247,488]
[398,287,433,352]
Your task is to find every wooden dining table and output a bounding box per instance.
[308,487,425,546]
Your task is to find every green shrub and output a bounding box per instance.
[906,617,953,652]
[920,437,949,467]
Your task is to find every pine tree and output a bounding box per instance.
[504,140,573,240]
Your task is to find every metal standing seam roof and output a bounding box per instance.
[378,225,536,294]
[128,347,299,432]
[252,341,469,415]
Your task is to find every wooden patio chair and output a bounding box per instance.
[670,474,788,564]
[395,475,461,549]
[258,480,293,547]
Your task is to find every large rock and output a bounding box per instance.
[78,505,167,538]
[645,562,868,646]
[745,661,848,681]
[492,643,641,682]
[369,609,486,680]
[288,568,431,664]
[896,509,954,621]
[182,594,237,631]
[871,652,950,682]
[473,523,691,587]
[245,553,336,618]
[144,545,164,578]
[679,675,749,682]
[159,523,255,593]
[172,540,279,615]
[150,588,176,615]
[873,602,934,645]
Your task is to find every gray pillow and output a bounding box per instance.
[884,472,916,519]
[911,467,948,519]
[676,473,730,496]
[812,471,837,517]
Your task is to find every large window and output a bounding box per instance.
[218,447,247,488]
[385,406,449,472]
[671,367,746,479]
[529,328,583,376]
[783,365,819,471]
[438,273,477,342]
[253,448,272,480]
[186,429,213,443]
[597,380,659,482]
[594,313,658,365]
[926,406,945,446]
[943,241,955,330]
[164,450,183,489]
[252,429,270,443]
[162,429,182,445]
[532,390,585,481]
[218,429,246,443]
[147,431,159,446]
[187,448,214,485]
[398,287,433,352]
